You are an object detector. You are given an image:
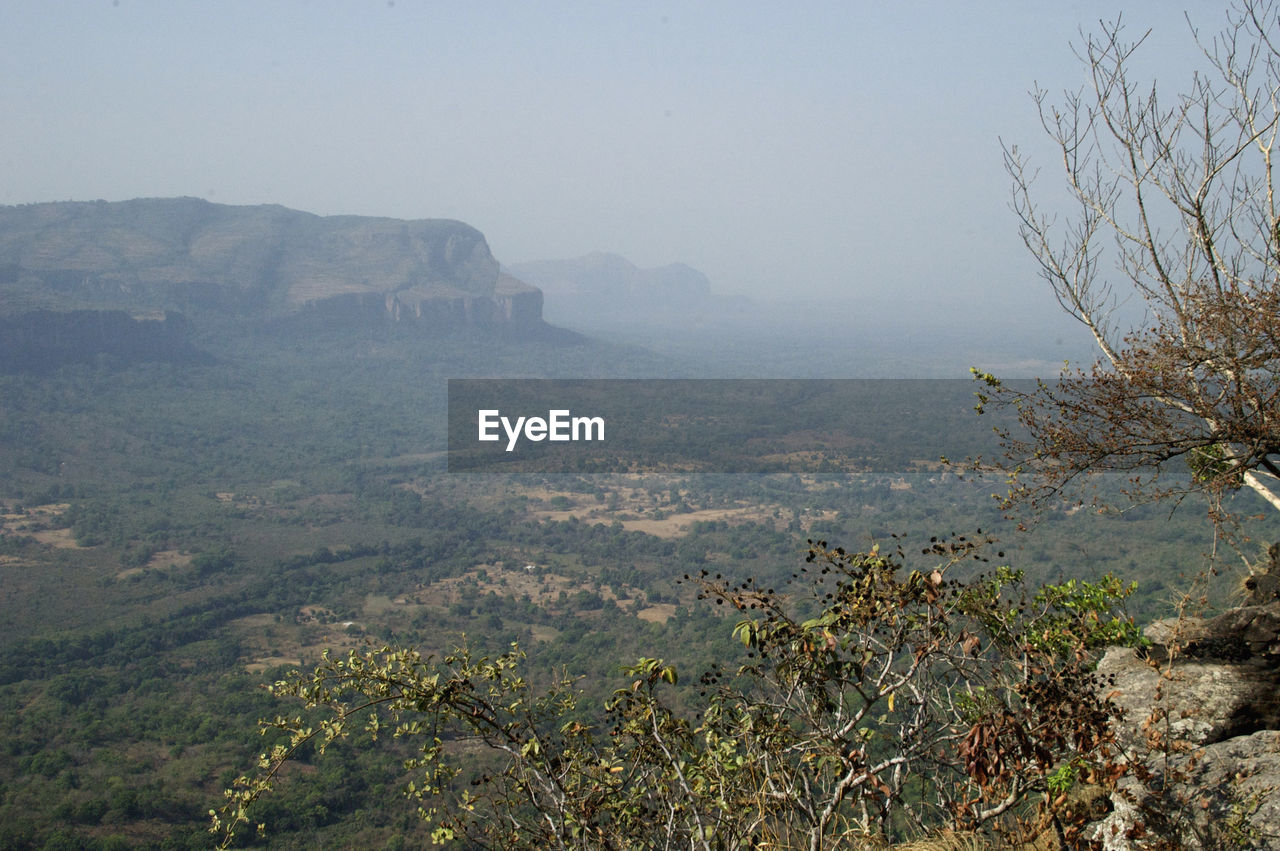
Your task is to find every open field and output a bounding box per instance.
[115,548,192,580]
[0,503,83,548]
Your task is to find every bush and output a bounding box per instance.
[215,535,1141,848]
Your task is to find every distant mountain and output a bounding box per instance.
[0,197,543,327]
[511,252,709,301]
[508,252,749,328]
[0,198,549,367]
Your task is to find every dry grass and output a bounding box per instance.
[617,506,779,539]
[512,481,783,539]
[115,548,192,579]
[29,527,81,548]
[240,626,368,674]
[230,609,371,675]
[245,655,304,674]
[0,503,87,549]
[407,564,582,608]
[636,603,677,624]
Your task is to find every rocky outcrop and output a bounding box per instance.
[1088,574,1280,848]
[0,198,544,332]
[1098,606,1280,751]
[298,274,542,330]
[1091,729,1280,850]
[494,273,544,325]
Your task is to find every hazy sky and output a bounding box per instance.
[1,2,1221,327]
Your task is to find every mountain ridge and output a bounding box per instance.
[0,197,543,328]
[510,252,712,302]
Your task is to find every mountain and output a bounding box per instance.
[0,198,545,362]
[511,252,710,302]
[508,252,749,328]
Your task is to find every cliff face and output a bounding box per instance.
[298,273,543,329]
[0,198,543,332]
[1087,559,1280,848]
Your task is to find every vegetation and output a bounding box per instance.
[204,6,1280,847]
[8,10,1280,843]
[995,1,1280,558]
[2,322,1267,847]
[215,537,1141,849]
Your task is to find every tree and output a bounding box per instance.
[993,2,1280,548]
[213,536,1141,848]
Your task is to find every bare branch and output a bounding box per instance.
[995,2,1280,552]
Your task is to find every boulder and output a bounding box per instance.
[1089,730,1280,849]
[1088,601,1280,848]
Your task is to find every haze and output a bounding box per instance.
[2,1,1205,332]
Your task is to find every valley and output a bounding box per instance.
[0,200,1273,848]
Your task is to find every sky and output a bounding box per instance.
[0,1,1223,330]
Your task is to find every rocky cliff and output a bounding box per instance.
[1087,553,1280,848]
[0,197,544,332]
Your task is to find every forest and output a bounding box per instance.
[0,315,1272,849]
[9,0,1280,845]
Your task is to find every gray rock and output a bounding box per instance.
[1244,543,1280,604]
[1096,646,1280,747]
[1089,730,1280,849]
[1089,601,1280,848]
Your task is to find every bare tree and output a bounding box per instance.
[994,2,1280,542]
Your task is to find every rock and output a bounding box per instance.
[1096,647,1280,748]
[1141,604,1280,664]
[1245,543,1280,604]
[1089,730,1280,849]
[1088,601,1280,848]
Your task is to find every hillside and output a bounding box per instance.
[3,202,1273,847]
[509,252,750,328]
[511,252,711,302]
[0,197,544,335]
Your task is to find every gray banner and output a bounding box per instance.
[448,379,1020,473]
